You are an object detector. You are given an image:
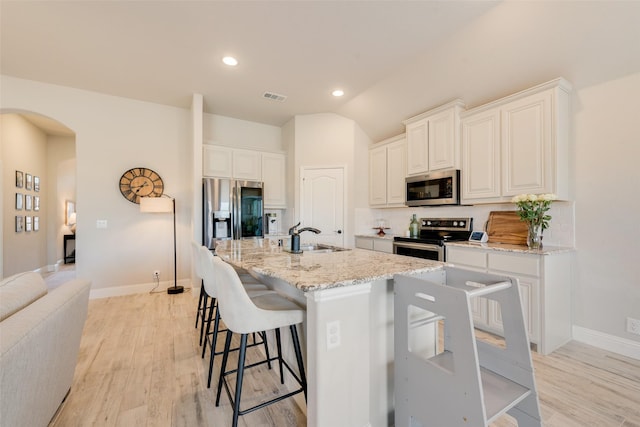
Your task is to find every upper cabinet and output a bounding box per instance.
[461,78,571,204]
[403,100,465,175]
[369,134,407,207]
[203,145,286,208]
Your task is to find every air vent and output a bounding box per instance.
[262,91,287,102]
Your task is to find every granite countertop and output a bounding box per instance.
[445,240,575,255]
[214,239,443,292]
[355,233,397,240]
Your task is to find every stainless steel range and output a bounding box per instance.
[393,217,473,261]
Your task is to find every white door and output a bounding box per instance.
[300,167,345,247]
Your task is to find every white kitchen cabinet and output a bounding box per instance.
[355,236,394,254]
[262,152,287,208]
[403,100,465,176]
[446,244,572,355]
[461,78,571,204]
[203,145,233,178]
[232,148,261,181]
[461,107,502,202]
[369,135,406,207]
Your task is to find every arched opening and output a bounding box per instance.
[1,111,76,280]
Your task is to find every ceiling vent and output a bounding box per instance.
[262,91,287,102]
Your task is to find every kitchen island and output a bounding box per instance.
[214,239,444,427]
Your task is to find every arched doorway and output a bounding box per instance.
[1,111,76,279]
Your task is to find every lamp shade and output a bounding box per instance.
[68,212,77,225]
[140,197,173,213]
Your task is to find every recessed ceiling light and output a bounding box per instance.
[222,56,238,66]
[332,89,345,97]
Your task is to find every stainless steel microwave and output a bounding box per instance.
[405,169,460,206]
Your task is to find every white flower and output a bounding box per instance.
[539,193,557,201]
[527,194,538,202]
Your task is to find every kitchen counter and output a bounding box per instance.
[445,240,575,255]
[215,238,442,292]
[354,233,397,240]
[214,238,443,427]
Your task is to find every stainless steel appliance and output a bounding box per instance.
[405,169,460,206]
[393,217,472,261]
[203,178,264,249]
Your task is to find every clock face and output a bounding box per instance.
[119,168,164,204]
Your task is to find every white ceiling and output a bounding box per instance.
[2,1,639,142]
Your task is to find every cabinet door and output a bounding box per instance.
[355,237,374,250]
[386,140,407,205]
[373,239,394,254]
[461,108,501,202]
[428,108,456,171]
[406,119,429,175]
[262,153,286,208]
[501,90,553,196]
[233,149,261,181]
[203,145,233,178]
[487,278,538,343]
[369,146,387,206]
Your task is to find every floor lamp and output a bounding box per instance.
[140,196,184,294]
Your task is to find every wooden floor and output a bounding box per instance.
[52,291,640,427]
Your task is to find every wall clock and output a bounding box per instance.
[119,167,164,204]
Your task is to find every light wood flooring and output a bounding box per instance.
[51,291,640,427]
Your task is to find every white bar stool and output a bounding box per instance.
[210,254,307,427]
[191,241,210,346]
[198,246,274,387]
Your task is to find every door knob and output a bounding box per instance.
[335,230,342,234]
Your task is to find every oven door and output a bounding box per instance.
[393,241,443,261]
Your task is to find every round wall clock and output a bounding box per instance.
[119,167,164,204]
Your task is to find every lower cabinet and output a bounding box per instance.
[355,236,394,254]
[446,245,572,355]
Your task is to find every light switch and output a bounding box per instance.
[96,219,108,229]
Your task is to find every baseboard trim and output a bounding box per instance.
[572,325,640,360]
[89,279,192,299]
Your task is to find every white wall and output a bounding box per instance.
[1,76,191,294]
[203,113,283,152]
[573,72,640,342]
[1,114,48,276]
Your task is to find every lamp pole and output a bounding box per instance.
[168,198,184,294]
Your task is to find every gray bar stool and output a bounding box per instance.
[198,246,274,387]
[210,254,307,427]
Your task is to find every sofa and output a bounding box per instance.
[0,271,90,427]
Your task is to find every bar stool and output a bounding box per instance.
[192,241,210,346]
[198,246,274,387]
[210,254,307,427]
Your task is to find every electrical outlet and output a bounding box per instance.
[326,320,341,350]
[153,270,160,279]
[627,317,640,336]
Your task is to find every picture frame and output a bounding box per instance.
[25,173,33,190]
[15,216,24,232]
[26,216,32,232]
[34,176,40,192]
[34,216,40,231]
[34,196,40,211]
[65,200,76,225]
[16,171,24,188]
[25,194,32,211]
[16,193,23,210]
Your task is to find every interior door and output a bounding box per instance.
[300,167,345,247]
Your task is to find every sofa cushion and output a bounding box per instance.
[0,272,47,322]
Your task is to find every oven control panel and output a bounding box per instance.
[421,217,472,231]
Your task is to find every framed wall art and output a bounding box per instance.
[34,176,40,192]
[34,196,40,211]
[66,200,75,225]
[16,216,24,232]
[16,193,23,210]
[25,195,32,211]
[16,171,24,188]
[26,216,32,232]
[25,173,33,190]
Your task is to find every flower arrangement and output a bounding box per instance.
[511,193,557,249]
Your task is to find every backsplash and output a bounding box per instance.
[355,201,575,247]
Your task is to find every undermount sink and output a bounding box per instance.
[284,243,350,253]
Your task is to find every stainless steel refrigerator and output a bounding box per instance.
[203,178,264,249]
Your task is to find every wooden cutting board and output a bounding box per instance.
[486,211,528,245]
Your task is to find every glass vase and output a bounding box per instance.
[527,223,543,249]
